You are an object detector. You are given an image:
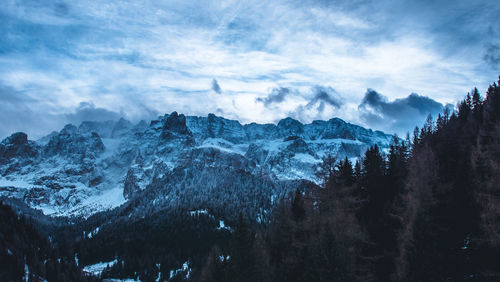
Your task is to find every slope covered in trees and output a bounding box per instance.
[2,77,500,281]
[198,77,500,281]
[0,201,93,281]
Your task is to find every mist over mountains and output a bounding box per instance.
[0,112,393,218]
[1,78,500,281]
[2,0,500,280]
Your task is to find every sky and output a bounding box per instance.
[1,0,499,139]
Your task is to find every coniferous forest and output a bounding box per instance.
[2,78,500,281]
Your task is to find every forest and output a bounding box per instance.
[2,77,500,281]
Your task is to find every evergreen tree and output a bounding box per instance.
[291,189,306,221]
[226,213,256,282]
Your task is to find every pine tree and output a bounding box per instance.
[291,190,305,221]
[337,157,354,186]
[226,213,255,282]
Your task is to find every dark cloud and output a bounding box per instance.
[358,89,449,135]
[257,86,342,111]
[211,79,222,94]
[256,87,291,106]
[484,43,500,69]
[64,102,123,124]
[306,86,342,109]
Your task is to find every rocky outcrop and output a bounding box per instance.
[245,143,269,165]
[78,120,116,138]
[243,123,279,140]
[277,117,304,137]
[123,169,141,199]
[44,124,105,158]
[112,118,133,138]
[286,137,312,154]
[0,112,395,218]
[206,113,247,143]
[0,132,39,162]
[161,112,192,140]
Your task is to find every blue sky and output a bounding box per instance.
[1,0,499,138]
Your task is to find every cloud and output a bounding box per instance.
[64,102,123,124]
[306,86,342,109]
[484,43,500,69]
[0,85,62,140]
[0,83,159,140]
[257,86,342,109]
[1,0,499,138]
[358,89,449,135]
[211,78,222,94]
[255,85,344,123]
[256,87,292,106]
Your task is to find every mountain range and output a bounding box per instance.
[0,112,393,219]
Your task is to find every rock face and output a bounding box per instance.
[78,120,116,138]
[161,112,191,138]
[278,117,304,137]
[112,118,133,138]
[0,112,395,218]
[0,132,39,162]
[44,124,105,158]
[123,169,140,199]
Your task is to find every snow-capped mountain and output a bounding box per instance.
[0,112,394,218]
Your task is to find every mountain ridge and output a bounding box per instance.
[0,112,395,218]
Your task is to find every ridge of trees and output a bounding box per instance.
[199,77,500,281]
[0,201,94,281]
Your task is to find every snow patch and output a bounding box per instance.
[83,259,118,276]
[293,153,319,164]
[0,178,32,189]
[217,220,231,231]
[168,261,191,281]
[197,138,247,155]
[87,227,100,239]
[189,209,209,216]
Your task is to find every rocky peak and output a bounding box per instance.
[207,113,224,138]
[133,120,148,132]
[243,123,279,140]
[277,117,304,137]
[112,118,133,138]
[61,124,78,135]
[5,132,28,146]
[44,125,105,158]
[78,120,117,138]
[161,112,192,139]
[328,117,345,124]
[206,113,246,143]
[0,132,39,161]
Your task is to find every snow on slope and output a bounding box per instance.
[83,259,118,276]
[0,113,394,218]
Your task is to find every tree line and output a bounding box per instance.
[198,77,500,281]
[2,77,500,281]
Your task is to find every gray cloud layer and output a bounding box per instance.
[256,85,344,123]
[484,43,500,69]
[1,0,499,139]
[257,86,342,109]
[358,89,451,135]
[64,102,123,125]
[256,87,292,106]
[307,86,342,109]
[0,83,158,140]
